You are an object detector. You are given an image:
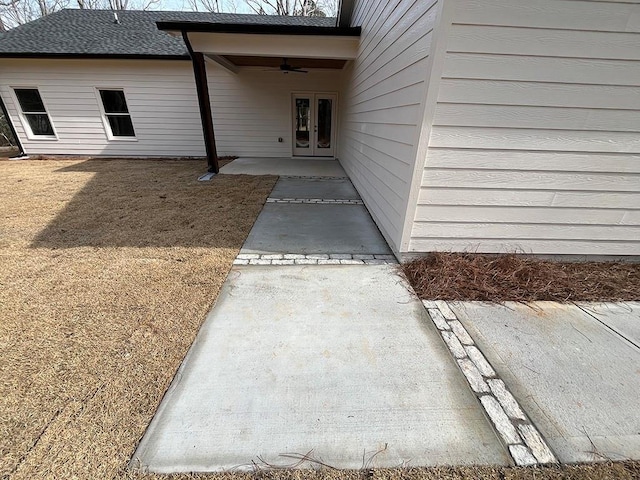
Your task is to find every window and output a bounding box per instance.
[98,89,135,138]
[13,88,55,137]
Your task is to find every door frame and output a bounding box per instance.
[291,92,338,158]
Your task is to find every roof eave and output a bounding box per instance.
[0,52,190,60]
[156,21,361,37]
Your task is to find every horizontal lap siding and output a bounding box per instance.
[206,64,342,157]
[0,59,205,157]
[0,59,343,158]
[339,0,439,252]
[410,0,640,256]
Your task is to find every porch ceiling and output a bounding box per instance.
[186,31,359,59]
[223,55,347,69]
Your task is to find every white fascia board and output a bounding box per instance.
[188,32,359,59]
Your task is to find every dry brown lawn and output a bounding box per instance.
[0,158,276,479]
[1,159,638,479]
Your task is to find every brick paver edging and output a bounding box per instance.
[267,198,364,205]
[422,300,559,466]
[233,253,397,266]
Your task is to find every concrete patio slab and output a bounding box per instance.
[450,302,640,463]
[220,157,346,177]
[270,177,360,200]
[133,266,509,473]
[241,204,391,255]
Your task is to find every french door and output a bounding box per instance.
[292,93,337,157]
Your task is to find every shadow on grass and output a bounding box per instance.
[30,158,275,249]
[0,146,19,159]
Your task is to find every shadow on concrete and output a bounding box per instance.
[31,158,274,249]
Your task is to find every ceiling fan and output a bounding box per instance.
[267,58,308,74]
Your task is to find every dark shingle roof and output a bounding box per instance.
[0,9,337,58]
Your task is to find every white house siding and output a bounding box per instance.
[0,58,343,159]
[410,0,640,256]
[0,58,205,157]
[338,0,442,253]
[206,63,343,158]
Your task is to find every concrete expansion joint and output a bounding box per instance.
[422,299,559,467]
[234,253,397,266]
[266,198,364,205]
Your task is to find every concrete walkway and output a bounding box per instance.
[134,266,508,472]
[133,174,509,472]
[451,302,640,463]
[132,162,640,471]
[241,177,391,256]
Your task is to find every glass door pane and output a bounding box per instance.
[295,98,311,150]
[316,98,332,151]
[292,93,336,157]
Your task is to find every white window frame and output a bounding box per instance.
[95,88,137,141]
[11,86,57,141]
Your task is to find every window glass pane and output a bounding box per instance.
[15,89,46,113]
[26,113,54,136]
[100,90,129,114]
[107,115,135,137]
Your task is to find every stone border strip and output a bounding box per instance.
[266,198,363,205]
[422,300,558,467]
[233,253,397,266]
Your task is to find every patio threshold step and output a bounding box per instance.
[234,253,397,266]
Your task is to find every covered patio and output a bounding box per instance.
[156,20,361,173]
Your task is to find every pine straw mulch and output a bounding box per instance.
[403,252,640,303]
